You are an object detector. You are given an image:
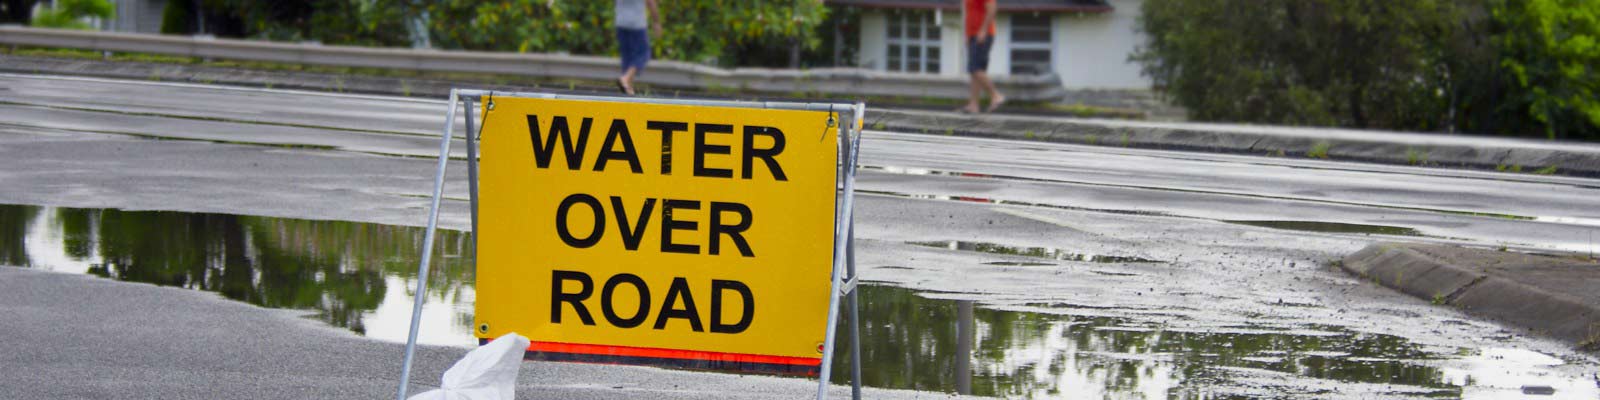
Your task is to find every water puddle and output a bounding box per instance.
[909,240,1165,264]
[0,203,476,345]
[1224,220,1424,237]
[833,286,1598,398]
[1,204,1593,398]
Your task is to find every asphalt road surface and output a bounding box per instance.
[1,73,1597,399]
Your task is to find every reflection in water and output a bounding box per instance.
[829,285,1595,399]
[3,203,475,345]
[1,204,1593,398]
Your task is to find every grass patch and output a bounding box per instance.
[1039,102,1145,119]
[12,47,197,64]
[1533,165,1558,175]
[1405,147,1428,165]
[1308,141,1332,159]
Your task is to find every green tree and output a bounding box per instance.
[423,0,827,66]
[159,0,193,34]
[159,0,829,67]
[184,0,410,46]
[1494,0,1600,140]
[1,0,38,25]
[29,0,113,30]
[1136,0,1600,141]
[1133,0,1464,130]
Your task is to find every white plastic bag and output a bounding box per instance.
[408,332,531,400]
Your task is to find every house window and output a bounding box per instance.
[1010,14,1053,75]
[885,10,941,73]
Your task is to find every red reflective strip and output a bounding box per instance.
[526,341,822,367]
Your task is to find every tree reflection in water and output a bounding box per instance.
[832,285,1460,398]
[0,204,472,337]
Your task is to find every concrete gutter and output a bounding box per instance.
[1342,243,1600,351]
[5,52,1600,177]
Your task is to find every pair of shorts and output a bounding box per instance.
[966,36,993,73]
[617,28,650,73]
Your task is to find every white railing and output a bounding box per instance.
[0,26,1065,101]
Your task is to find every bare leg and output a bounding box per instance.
[975,71,1005,112]
[960,73,982,113]
[618,67,638,95]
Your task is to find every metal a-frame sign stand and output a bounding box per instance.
[394,89,867,400]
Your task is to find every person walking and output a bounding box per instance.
[960,0,1005,113]
[615,0,660,96]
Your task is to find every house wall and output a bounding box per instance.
[1052,0,1149,89]
[857,11,887,70]
[989,14,1012,77]
[936,9,962,77]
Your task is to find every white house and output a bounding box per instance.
[828,0,1149,90]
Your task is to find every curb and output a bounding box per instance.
[1342,243,1600,351]
[7,53,1600,178]
[866,109,1600,178]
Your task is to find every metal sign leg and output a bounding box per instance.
[396,90,461,400]
[464,98,481,255]
[845,103,867,400]
[846,220,862,400]
[817,105,865,400]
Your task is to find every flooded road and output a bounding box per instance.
[2,74,1599,398]
[4,203,1595,398]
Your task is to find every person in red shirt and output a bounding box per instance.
[960,0,1005,113]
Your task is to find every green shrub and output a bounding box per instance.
[30,0,113,30]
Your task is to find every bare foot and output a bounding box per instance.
[985,94,1007,113]
[955,103,980,114]
[617,76,635,95]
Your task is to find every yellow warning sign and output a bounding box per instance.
[473,97,839,375]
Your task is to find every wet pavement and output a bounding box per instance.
[3,203,1596,398]
[2,73,1599,398]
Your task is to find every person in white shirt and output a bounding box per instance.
[615,0,661,95]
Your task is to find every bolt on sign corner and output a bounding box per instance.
[474,97,840,376]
